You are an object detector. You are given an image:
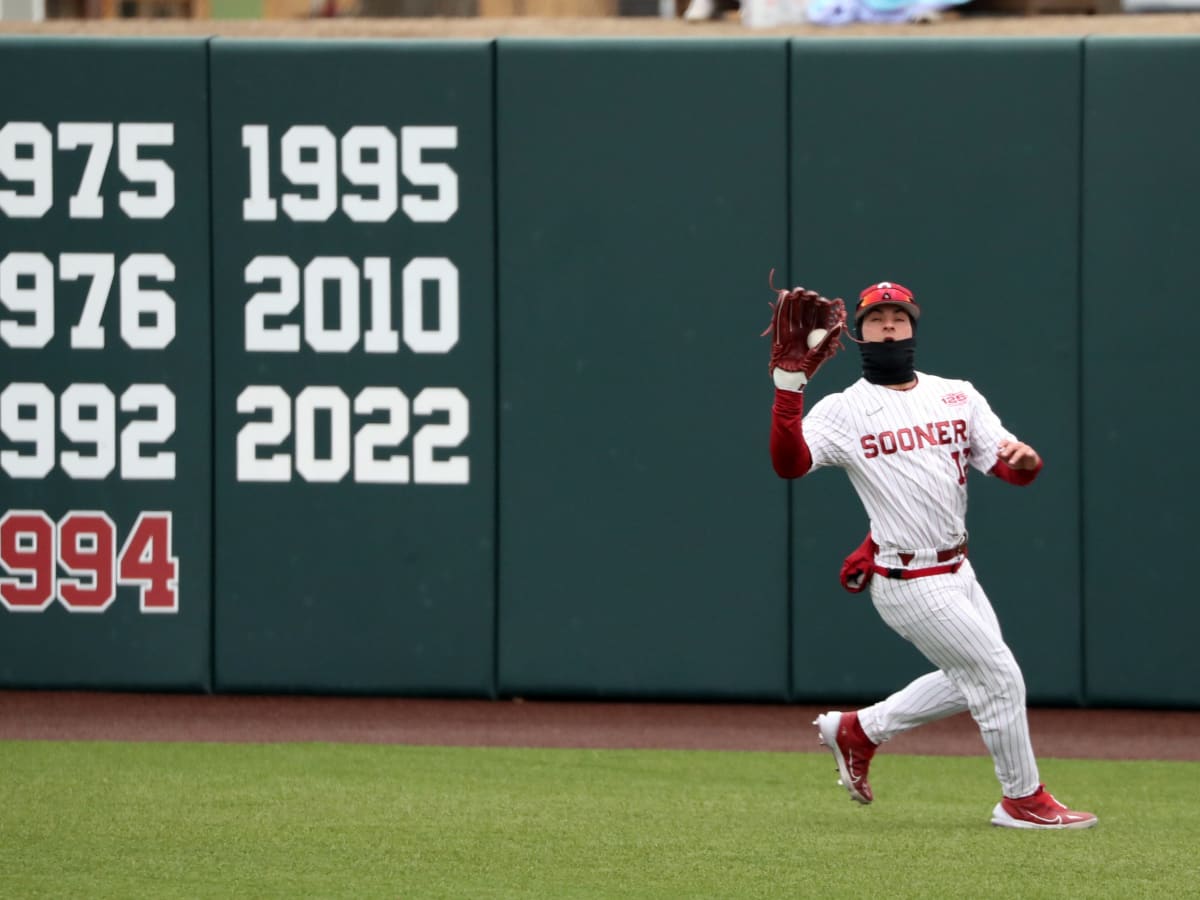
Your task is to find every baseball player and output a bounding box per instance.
[763,279,1096,830]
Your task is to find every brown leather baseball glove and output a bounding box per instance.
[760,270,847,383]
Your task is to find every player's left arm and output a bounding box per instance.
[965,383,1044,486]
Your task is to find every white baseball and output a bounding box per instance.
[807,328,828,349]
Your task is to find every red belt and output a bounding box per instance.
[873,543,968,580]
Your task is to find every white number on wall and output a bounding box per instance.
[235,385,469,485]
[235,385,291,482]
[239,124,458,224]
[117,123,176,219]
[244,255,457,355]
[0,252,175,350]
[60,253,116,349]
[303,257,360,353]
[120,384,176,480]
[56,123,113,219]
[0,122,53,218]
[0,252,54,348]
[0,121,175,220]
[280,125,338,223]
[412,387,470,484]
[353,387,409,484]
[400,126,458,223]
[342,125,398,223]
[119,253,176,349]
[0,382,176,480]
[0,383,54,478]
[59,383,117,479]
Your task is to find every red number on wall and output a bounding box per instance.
[0,511,56,612]
[117,512,179,612]
[58,512,117,612]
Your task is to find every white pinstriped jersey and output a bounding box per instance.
[804,372,1016,553]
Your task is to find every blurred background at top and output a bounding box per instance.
[2,0,1197,25]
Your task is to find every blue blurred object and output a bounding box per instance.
[806,0,970,23]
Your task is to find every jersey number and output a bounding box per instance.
[951,448,972,485]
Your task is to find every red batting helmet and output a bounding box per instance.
[855,281,921,324]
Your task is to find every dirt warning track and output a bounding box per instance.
[1,691,1197,760]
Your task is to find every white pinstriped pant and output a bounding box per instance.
[856,559,1041,798]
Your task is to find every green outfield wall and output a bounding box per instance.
[495,40,791,700]
[1080,37,1200,707]
[788,40,1085,705]
[0,35,1195,708]
[0,39,212,690]
[207,40,496,695]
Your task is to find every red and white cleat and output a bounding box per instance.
[991,784,1098,830]
[814,710,877,805]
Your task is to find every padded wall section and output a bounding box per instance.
[788,39,1083,704]
[496,40,791,699]
[209,41,495,694]
[0,39,212,689]
[1081,37,1200,707]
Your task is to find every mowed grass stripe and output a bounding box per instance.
[0,742,1196,899]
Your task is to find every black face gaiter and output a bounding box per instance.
[860,338,916,385]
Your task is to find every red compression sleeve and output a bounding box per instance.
[990,456,1043,486]
[770,387,813,479]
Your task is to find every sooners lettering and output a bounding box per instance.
[861,419,967,459]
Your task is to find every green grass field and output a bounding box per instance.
[1,741,1196,899]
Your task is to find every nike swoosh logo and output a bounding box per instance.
[1028,812,1062,824]
[866,407,883,416]
[847,750,862,783]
